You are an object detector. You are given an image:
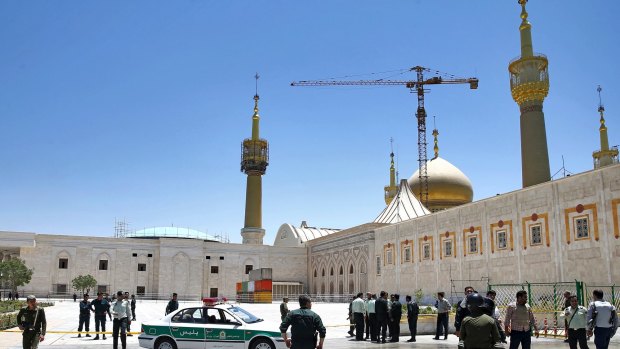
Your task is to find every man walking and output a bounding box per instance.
[565,295,589,349]
[280,297,290,322]
[486,290,507,343]
[111,290,132,349]
[77,293,91,338]
[165,293,179,315]
[130,295,136,321]
[375,291,389,343]
[505,290,539,349]
[90,292,112,340]
[352,292,366,341]
[406,295,419,342]
[586,289,618,349]
[389,293,402,342]
[280,295,326,349]
[17,295,46,349]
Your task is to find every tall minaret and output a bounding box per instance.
[509,0,551,187]
[592,86,619,168]
[384,138,398,205]
[240,74,269,244]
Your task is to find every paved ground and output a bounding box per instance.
[1,299,617,349]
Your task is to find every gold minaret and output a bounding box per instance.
[384,138,398,205]
[592,86,619,168]
[509,0,551,187]
[240,74,269,244]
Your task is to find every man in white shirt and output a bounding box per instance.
[352,293,366,341]
[586,289,618,349]
[111,290,133,349]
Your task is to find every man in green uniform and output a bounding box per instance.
[458,293,503,349]
[280,295,326,349]
[17,295,47,349]
[280,297,290,322]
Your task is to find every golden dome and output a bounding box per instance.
[407,157,473,212]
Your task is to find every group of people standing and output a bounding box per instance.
[6,291,19,300]
[563,289,618,349]
[74,291,137,349]
[346,291,418,343]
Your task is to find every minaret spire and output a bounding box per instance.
[432,116,439,159]
[592,85,619,168]
[384,138,398,205]
[241,73,269,244]
[509,0,551,187]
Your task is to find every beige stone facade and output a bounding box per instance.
[2,164,619,299]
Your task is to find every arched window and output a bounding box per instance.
[322,269,325,277]
[349,264,354,274]
[330,267,334,276]
[339,266,343,275]
[314,269,318,278]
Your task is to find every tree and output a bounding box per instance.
[0,258,34,293]
[414,288,424,305]
[71,275,97,296]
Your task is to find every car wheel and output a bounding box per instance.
[251,338,275,349]
[155,338,177,349]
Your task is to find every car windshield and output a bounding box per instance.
[226,306,262,324]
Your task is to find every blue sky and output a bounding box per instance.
[1,1,618,244]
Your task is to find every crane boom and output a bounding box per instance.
[291,66,478,207]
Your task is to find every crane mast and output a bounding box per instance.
[291,66,478,207]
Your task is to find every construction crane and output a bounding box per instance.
[291,66,478,207]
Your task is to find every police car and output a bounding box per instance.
[138,298,286,349]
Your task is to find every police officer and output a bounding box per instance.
[587,289,618,349]
[111,290,133,349]
[280,295,326,349]
[458,293,503,349]
[280,297,290,322]
[165,293,179,315]
[90,292,112,340]
[77,293,91,337]
[375,291,389,343]
[389,294,402,342]
[17,295,47,349]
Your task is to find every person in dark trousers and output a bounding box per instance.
[486,290,507,343]
[364,292,372,340]
[389,293,402,342]
[565,295,589,349]
[123,292,133,336]
[8,291,12,301]
[351,292,366,341]
[586,289,618,349]
[111,290,132,349]
[346,296,355,337]
[90,292,112,340]
[17,295,46,349]
[504,290,539,349]
[165,293,179,315]
[367,294,377,342]
[406,295,419,342]
[77,293,91,338]
[130,295,136,321]
[279,295,326,349]
[73,293,77,302]
[434,291,450,340]
[455,286,474,337]
[375,291,389,343]
[280,297,290,321]
[458,293,502,349]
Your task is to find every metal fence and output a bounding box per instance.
[487,281,620,339]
